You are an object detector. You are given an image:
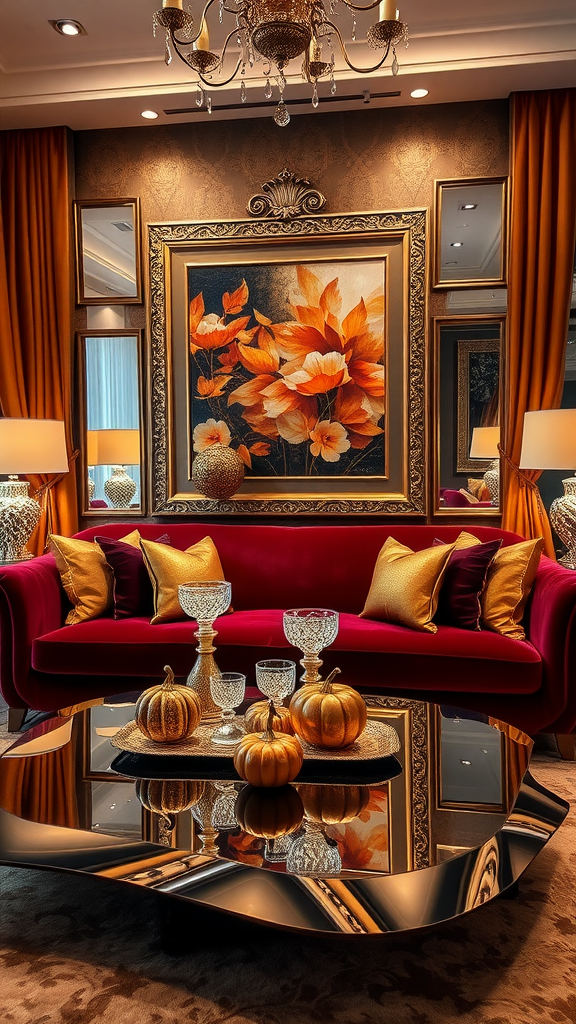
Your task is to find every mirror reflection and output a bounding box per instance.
[433,316,504,514]
[75,200,141,304]
[434,178,507,288]
[81,331,143,513]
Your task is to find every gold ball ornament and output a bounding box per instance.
[135,665,202,743]
[192,443,245,500]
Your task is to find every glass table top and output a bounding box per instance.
[0,694,568,936]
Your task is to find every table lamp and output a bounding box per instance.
[520,409,576,569]
[469,426,500,505]
[0,418,69,563]
[89,428,140,508]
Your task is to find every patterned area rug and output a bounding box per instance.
[0,743,574,1024]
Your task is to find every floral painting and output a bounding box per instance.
[187,260,386,478]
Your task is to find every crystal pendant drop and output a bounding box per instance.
[274,101,290,127]
[264,79,273,100]
[207,95,212,114]
[330,75,336,96]
[312,83,319,109]
[392,50,399,75]
[351,14,356,41]
[196,86,204,108]
[164,30,172,65]
[241,80,246,103]
[219,0,224,23]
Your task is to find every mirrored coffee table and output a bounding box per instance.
[0,693,568,936]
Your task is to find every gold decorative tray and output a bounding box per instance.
[110,717,400,760]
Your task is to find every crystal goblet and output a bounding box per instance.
[285,820,342,877]
[283,608,339,684]
[255,659,296,709]
[209,671,246,745]
[178,580,231,721]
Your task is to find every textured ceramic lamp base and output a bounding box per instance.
[0,479,42,564]
[550,477,576,570]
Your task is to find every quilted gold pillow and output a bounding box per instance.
[141,536,225,624]
[49,534,113,625]
[360,536,456,633]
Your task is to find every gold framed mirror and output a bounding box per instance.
[77,330,145,515]
[74,199,142,304]
[431,314,505,517]
[433,177,508,289]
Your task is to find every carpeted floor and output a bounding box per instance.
[0,724,574,1024]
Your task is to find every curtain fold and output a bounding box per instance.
[502,89,576,558]
[0,127,78,552]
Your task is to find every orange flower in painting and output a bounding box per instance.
[228,374,277,409]
[237,328,281,375]
[283,351,351,396]
[250,441,271,457]
[261,378,318,420]
[309,420,351,462]
[196,375,232,399]
[189,284,250,352]
[192,418,231,453]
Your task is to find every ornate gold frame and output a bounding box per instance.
[431,314,506,518]
[148,210,427,516]
[433,176,508,290]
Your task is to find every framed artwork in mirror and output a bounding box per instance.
[77,329,145,515]
[74,199,142,304]
[433,177,508,289]
[431,314,505,517]
[148,209,427,516]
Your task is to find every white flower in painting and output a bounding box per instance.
[196,313,227,336]
[193,418,232,453]
[309,420,351,462]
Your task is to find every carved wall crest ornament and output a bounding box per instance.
[247,168,326,220]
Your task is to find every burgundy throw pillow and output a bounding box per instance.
[96,534,171,619]
[435,539,502,630]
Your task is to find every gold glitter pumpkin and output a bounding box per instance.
[234,703,304,787]
[135,666,202,743]
[289,668,367,749]
[192,443,245,500]
[135,778,205,815]
[244,700,294,735]
[235,784,304,839]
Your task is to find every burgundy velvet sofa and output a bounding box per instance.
[1,522,576,738]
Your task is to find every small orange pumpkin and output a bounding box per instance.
[244,700,294,735]
[135,778,205,815]
[289,668,367,749]
[135,665,202,743]
[233,702,304,787]
[235,784,304,839]
[297,784,370,824]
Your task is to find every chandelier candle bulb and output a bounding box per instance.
[379,0,398,19]
[194,19,210,49]
[163,0,184,7]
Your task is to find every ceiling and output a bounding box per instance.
[0,0,575,131]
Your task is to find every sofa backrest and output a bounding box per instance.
[76,523,523,615]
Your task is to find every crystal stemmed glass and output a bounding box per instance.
[255,659,296,709]
[178,580,231,721]
[285,820,342,877]
[209,672,246,745]
[282,608,339,684]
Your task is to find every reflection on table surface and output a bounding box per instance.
[0,695,568,936]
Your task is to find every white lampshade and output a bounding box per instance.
[520,409,576,470]
[470,426,500,459]
[90,428,140,466]
[0,419,69,475]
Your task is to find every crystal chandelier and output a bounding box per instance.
[153,0,408,126]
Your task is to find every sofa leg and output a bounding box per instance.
[555,733,575,760]
[8,707,27,732]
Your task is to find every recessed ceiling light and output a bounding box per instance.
[49,19,86,36]
[450,241,464,247]
[459,203,477,210]
[410,88,429,99]
[141,110,159,119]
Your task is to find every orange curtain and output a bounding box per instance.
[0,747,79,828]
[0,127,78,552]
[502,89,576,557]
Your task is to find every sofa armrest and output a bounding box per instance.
[0,554,66,708]
[526,556,576,731]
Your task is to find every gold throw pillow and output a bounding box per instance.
[360,536,456,633]
[49,534,113,625]
[119,529,142,548]
[141,536,225,624]
[481,537,544,639]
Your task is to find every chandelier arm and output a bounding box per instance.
[323,20,391,72]
[338,0,382,10]
[197,54,243,87]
